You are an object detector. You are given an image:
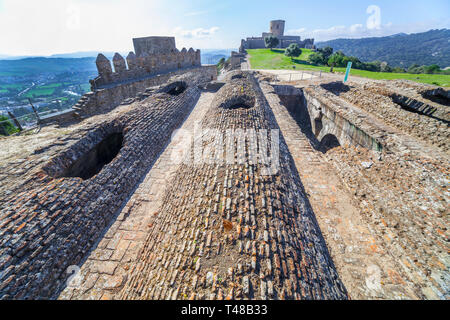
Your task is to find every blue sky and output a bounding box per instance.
[0,0,448,55]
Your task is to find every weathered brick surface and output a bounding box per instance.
[259,75,449,300]
[261,80,421,299]
[0,71,212,299]
[59,90,217,300]
[318,81,449,152]
[116,72,348,300]
[325,146,449,299]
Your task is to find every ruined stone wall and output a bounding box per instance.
[92,47,201,89]
[302,89,384,151]
[240,37,315,51]
[0,74,206,299]
[38,66,216,127]
[118,71,348,300]
[74,66,217,118]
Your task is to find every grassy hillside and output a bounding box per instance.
[248,48,314,69]
[317,29,450,68]
[247,49,450,87]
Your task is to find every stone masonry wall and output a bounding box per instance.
[92,48,201,89]
[0,72,209,299]
[73,66,217,119]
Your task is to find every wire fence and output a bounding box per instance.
[0,96,79,134]
[275,70,323,82]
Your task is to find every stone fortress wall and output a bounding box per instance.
[92,36,201,89]
[41,37,214,126]
[240,20,315,53]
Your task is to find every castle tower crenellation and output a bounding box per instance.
[113,53,127,73]
[126,52,138,70]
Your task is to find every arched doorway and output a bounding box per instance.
[319,134,340,153]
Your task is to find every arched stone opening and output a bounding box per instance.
[319,134,340,153]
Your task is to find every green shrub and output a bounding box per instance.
[0,115,19,136]
[264,36,279,50]
[317,46,333,61]
[308,52,325,65]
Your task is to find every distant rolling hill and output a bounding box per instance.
[317,29,450,68]
[0,57,97,77]
[0,49,233,78]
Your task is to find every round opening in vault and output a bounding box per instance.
[227,103,252,110]
[62,132,124,180]
[166,81,187,96]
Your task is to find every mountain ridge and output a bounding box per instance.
[317,29,450,68]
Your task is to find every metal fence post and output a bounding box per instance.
[28,98,41,125]
[7,111,23,132]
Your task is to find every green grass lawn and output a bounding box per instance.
[248,48,314,70]
[247,49,450,87]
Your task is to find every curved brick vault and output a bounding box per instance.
[0,71,212,299]
[117,72,348,300]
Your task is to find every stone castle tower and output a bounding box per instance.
[270,20,285,37]
[240,19,314,52]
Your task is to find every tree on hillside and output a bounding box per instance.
[317,46,334,61]
[380,61,392,72]
[264,36,279,51]
[285,44,302,61]
[327,52,345,71]
[424,64,441,74]
[308,52,326,65]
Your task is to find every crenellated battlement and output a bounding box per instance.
[90,36,201,89]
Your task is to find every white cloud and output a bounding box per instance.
[288,28,306,35]
[350,24,364,33]
[174,26,220,39]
